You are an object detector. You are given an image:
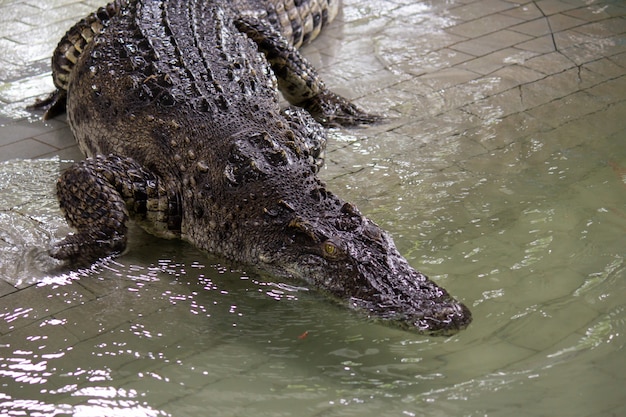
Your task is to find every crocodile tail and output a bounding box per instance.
[51,0,129,91]
[267,0,339,48]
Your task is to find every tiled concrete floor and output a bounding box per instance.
[1,0,625,416]
[1,0,624,163]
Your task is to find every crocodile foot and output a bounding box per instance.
[51,155,131,264]
[27,89,67,120]
[50,231,126,265]
[301,89,380,127]
[51,155,182,264]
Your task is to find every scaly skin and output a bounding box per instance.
[30,0,342,120]
[35,0,471,334]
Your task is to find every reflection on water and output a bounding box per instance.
[0,158,71,287]
[2,0,626,415]
[1,141,625,416]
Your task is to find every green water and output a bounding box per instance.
[1,0,626,415]
[0,124,624,416]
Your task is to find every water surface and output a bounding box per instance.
[1,0,626,416]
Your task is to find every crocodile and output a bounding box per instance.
[34,0,472,334]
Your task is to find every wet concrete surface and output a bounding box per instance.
[1,1,626,416]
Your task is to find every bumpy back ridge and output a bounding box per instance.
[51,0,338,92]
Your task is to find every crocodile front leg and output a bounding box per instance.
[52,155,181,264]
[235,17,379,127]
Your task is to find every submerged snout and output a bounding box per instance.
[409,300,472,334]
[349,265,472,335]
[352,291,472,335]
[271,200,472,334]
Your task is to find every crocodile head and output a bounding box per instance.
[197,126,471,335]
[259,194,472,335]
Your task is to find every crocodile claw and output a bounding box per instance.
[302,89,380,127]
[49,232,126,266]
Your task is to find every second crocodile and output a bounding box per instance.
[36,0,472,334]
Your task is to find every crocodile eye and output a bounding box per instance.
[321,239,344,260]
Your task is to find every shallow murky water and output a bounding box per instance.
[1,131,625,416]
[1,138,625,416]
[1,0,626,416]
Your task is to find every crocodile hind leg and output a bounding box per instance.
[235,17,379,127]
[28,0,128,119]
[52,155,181,264]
